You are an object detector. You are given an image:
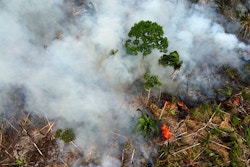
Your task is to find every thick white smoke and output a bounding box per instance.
[0,0,249,166]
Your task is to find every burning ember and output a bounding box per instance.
[177,101,190,111]
[161,124,172,140]
[232,97,240,105]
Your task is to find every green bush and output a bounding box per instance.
[55,128,76,143]
[135,110,159,138]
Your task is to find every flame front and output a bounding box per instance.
[161,124,172,140]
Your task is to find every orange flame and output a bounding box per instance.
[161,124,172,140]
[177,101,190,111]
[177,101,184,107]
[233,97,240,105]
[163,101,171,107]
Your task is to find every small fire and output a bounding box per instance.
[163,100,171,108]
[232,97,240,105]
[161,124,172,140]
[177,101,184,107]
[177,101,190,111]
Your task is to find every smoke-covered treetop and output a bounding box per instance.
[125,20,183,71]
[125,20,169,56]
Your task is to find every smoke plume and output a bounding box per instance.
[0,0,249,166]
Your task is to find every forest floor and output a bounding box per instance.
[0,66,249,167]
[0,0,249,166]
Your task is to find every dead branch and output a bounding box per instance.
[33,142,43,156]
[145,89,151,107]
[159,101,168,120]
[39,124,50,132]
[4,150,15,159]
[46,122,54,135]
[111,132,128,141]
[209,139,231,150]
[4,118,20,135]
[193,111,217,137]
[59,157,69,167]
[238,105,248,115]
[70,141,82,152]
[193,149,205,160]
[170,70,178,79]
[130,149,135,164]
[172,143,200,156]
[121,148,125,165]
[45,116,50,125]
[174,132,187,139]
[20,112,30,125]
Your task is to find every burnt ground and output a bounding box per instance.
[145,89,250,167]
[0,87,82,167]
[0,67,249,167]
[0,1,249,166]
[121,60,250,166]
[0,60,249,167]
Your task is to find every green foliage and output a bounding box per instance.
[16,157,24,165]
[209,127,222,138]
[191,103,212,122]
[199,133,211,148]
[238,11,250,39]
[109,49,119,55]
[230,115,241,127]
[214,0,250,39]
[61,128,76,143]
[125,20,168,56]
[243,128,250,148]
[55,128,76,143]
[223,86,233,97]
[158,51,183,70]
[167,108,175,115]
[214,0,234,17]
[199,103,211,113]
[214,0,249,39]
[143,71,162,90]
[215,85,233,98]
[125,20,183,71]
[242,91,250,101]
[226,131,245,166]
[229,141,244,167]
[243,115,250,125]
[203,148,224,166]
[135,109,159,138]
[55,128,63,139]
[214,104,224,119]
[224,67,239,79]
[160,143,171,156]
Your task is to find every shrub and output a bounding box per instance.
[55,128,76,143]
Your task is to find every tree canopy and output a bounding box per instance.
[143,71,162,90]
[159,51,183,70]
[125,20,183,72]
[125,20,169,56]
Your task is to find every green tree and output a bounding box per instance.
[125,20,168,62]
[158,51,183,71]
[125,20,183,71]
[143,71,162,106]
